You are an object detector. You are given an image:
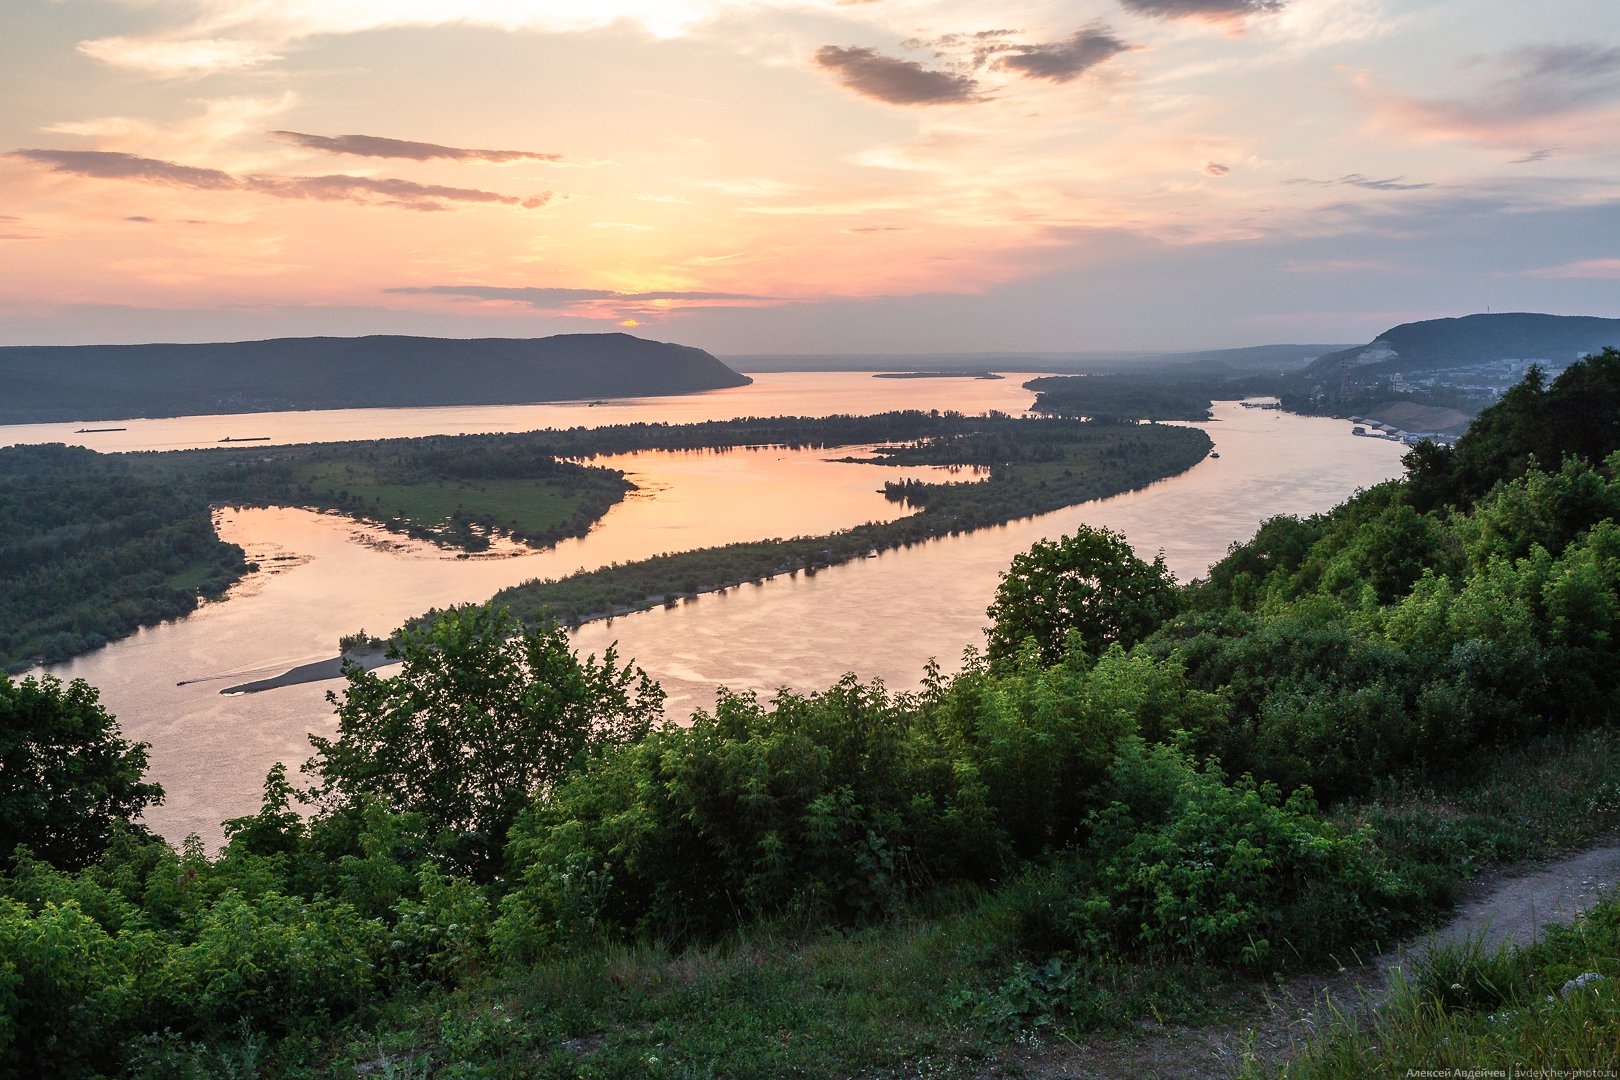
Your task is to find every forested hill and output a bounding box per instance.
[0,332,752,423]
[1299,312,1620,381]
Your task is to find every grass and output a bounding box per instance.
[305,884,1232,1080]
[1251,902,1620,1078]
[292,462,627,549]
[1334,728,1620,910]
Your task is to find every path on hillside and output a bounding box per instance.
[1007,841,1620,1079]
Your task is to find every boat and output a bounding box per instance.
[75,426,127,433]
[219,436,272,442]
[1210,452,1221,459]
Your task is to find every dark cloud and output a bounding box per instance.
[10,149,237,189]
[270,131,562,163]
[994,27,1133,83]
[9,149,552,212]
[1287,173,1434,191]
[815,45,985,105]
[125,215,154,222]
[387,285,775,307]
[1117,0,1285,19]
[1205,162,1231,176]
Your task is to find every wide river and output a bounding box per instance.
[8,373,1406,844]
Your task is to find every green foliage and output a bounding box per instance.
[496,650,1230,956]
[1405,346,1620,509]
[0,444,248,670]
[1022,744,1414,969]
[1025,373,1236,421]
[986,525,1181,666]
[7,351,1620,1074]
[0,674,163,871]
[309,603,663,880]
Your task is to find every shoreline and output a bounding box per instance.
[220,648,397,695]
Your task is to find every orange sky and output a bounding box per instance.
[3,0,1619,351]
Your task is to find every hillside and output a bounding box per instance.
[0,332,752,424]
[1280,313,1620,424]
[727,343,1347,375]
[1306,313,1620,376]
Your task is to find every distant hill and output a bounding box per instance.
[0,333,752,424]
[726,344,1347,375]
[1300,313,1620,381]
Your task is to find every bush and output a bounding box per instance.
[1056,744,1416,968]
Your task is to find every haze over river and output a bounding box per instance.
[11,373,1406,844]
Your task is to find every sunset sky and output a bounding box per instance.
[4,0,1618,353]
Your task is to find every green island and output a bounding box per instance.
[481,416,1212,625]
[0,437,631,670]
[873,371,1004,380]
[1025,372,1246,421]
[4,350,1620,1076]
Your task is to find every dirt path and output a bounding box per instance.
[1008,842,1620,1079]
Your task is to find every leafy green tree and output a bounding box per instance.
[986,526,1180,665]
[306,603,663,879]
[0,674,162,870]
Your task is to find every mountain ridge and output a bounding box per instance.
[0,332,752,424]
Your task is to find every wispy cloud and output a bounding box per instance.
[270,131,562,163]
[1286,173,1433,191]
[815,45,985,106]
[386,283,782,322]
[1523,258,1620,280]
[389,285,776,305]
[9,149,553,212]
[1510,148,1556,164]
[1365,43,1620,150]
[75,2,729,77]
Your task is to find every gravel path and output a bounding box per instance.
[1006,841,1620,1079]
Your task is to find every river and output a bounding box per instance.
[15,375,1406,844]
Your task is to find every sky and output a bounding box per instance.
[3,0,1618,353]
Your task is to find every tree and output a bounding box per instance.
[0,674,163,870]
[986,526,1180,666]
[306,603,664,879]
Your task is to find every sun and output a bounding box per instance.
[620,318,641,328]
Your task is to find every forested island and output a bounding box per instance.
[4,350,1619,1076]
[0,332,751,424]
[873,371,1003,380]
[485,415,1211,624]
[0,438,632,670]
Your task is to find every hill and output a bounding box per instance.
[0,332,752,424]
[1281,313,1620,425]
[1304,313,1620,378]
